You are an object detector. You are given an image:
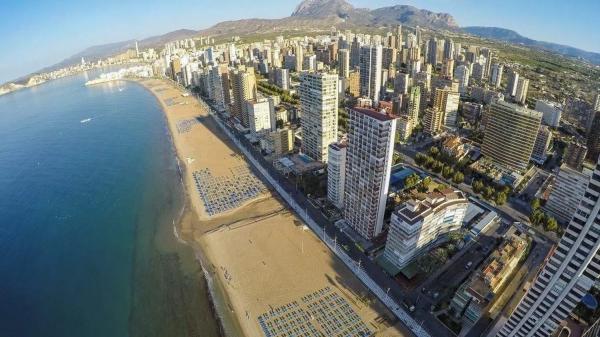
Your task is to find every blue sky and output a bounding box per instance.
[1,0,599,84]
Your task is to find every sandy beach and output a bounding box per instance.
[136,78,412,337]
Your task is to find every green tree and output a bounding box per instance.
[442,166,454,179]
[404,173,420,189]
[530,209,545,226]
[415,153,427,166]
[495,192,507,205]
[472,180,484,193]
[530,198,541,211]
[393,152,403,165]
[544,217,558,232]
[452,172,465,184]
[428,146,440,158]
[483,186,495,199]
[432,161,444,173]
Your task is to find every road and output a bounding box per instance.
[197,97,463,337]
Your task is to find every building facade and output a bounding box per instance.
[299,72,339,163]
[497,156,600,337]
[383,190,468,270]
[544,164,591,225]
[343,107,397,239]
[327,142,347,209]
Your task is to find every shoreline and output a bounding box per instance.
[131,77,245,337]
[128,77,410,337]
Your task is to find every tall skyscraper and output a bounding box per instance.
[359,45,383,103]
[230,67,257,126]
[490,63,503,88]
[295,42,304,72]
[497,155,600,337]
[564,141,588,170]
[481,100,542,172]
[595,93,600,112]
[433,87,460,129]
[338,49,350,78]
[443,38,455,60]
[343,107,397,239]
[350,38,361,68]
[515,77,529,105]
[299,72,339,162]
[506,69,520,97]
[531,125,552,164]
[327,142,347,209]
[427,37,438,65]
[587,114,600,162]
[454,65,470,94]
[407,86,421,122]
[207,65,226,111]
[544,164,591,225]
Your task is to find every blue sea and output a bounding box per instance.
[0,72,221,337]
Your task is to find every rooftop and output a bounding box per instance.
[395,189,468,225]
[350,107,398,122]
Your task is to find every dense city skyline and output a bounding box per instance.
[2,0,600,84]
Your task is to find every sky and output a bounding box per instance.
[1,0,599,84]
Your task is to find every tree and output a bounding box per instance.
[530,209,545,226]
[415,153,427,166]
[483,186,495,199]
[452,172,465,184]
[495,192,507,205]
[428,146,440,158]
[530,198,541,211]
[393,152,403,165]
[422,176,432,189]
[432,161,444,173]
[544,217,558,232]
[404,173,420,189]
[442,166,454,179]
[472,180,484,193]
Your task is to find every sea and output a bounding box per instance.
[0,71,222,337]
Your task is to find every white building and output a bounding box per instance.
[338,49,350,78]
[359,45,383,103]
[535,100,562,128]
[544,164,591,225]
[531,125,553,164]
[343,107,397,239]
[299,72,339,163]
[454,64,470,94]
[246,98,271,135]
[490,63,503,88]
[383,189,468,270]
[327,142,347,209]
[497,156,600,337]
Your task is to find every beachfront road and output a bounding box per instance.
[197,98,458,337]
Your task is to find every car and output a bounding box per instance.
[465,261,473,269]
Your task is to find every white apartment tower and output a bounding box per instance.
[544,164,591,225]
[384,190,468,269]
[338,49,350,78]
[327,143,347,209]
[454,65,470,94]
[359,45,383,103]
[246,98,272,135]
[343,107,397,239]
[497,156,600,337]
[299,72,339,162]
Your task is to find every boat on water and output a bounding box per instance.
[80,118,92,123]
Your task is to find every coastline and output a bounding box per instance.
[130,77,411,337]
[131,77,245,337]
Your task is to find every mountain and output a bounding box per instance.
[463,26,600,65]
[24,0,456,80]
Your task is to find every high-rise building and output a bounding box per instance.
[506,69,519,97]
[531,125,552,164]
[394,72,409,95]
[481,100,542,172]
[383,189,468,269]
[454,65,470,94]
[359,45,383,103]
[497,156,600,337]
[338,49,350,78]
[407,86,421,122]
[515,77,529,105]
[327,142,347,209]
[230,67,257,127]
[535,100,562,128]
[299,72,339,163]
[443,38,455,61]
[348,70,360,97]
[544,164,591,225]
[207,65,226,111]
[587,114,600,162]
[427,38,438,65]
[343,107,397,239]
[433,87,460,129]
[583,317,600,337]
[490,63,503,88]
[424,108,443,135]
[564,141,588,170]
[269,127,294,157]
[350,38,361,68]
[595,93,600,112]
[295,42,304,72]
[271,67,291,90]
[246,98,271,135]
[170,57,182,82]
